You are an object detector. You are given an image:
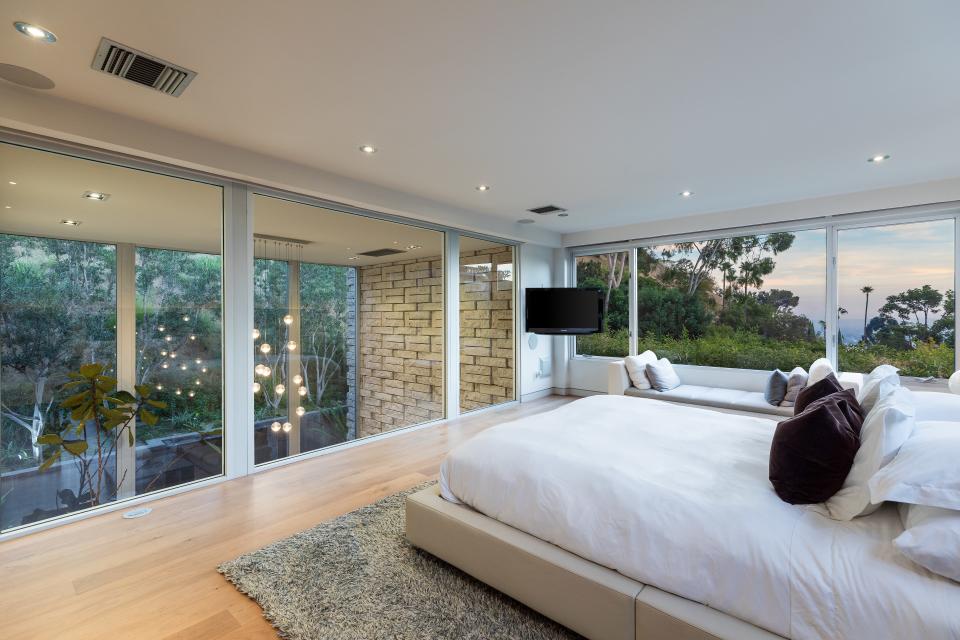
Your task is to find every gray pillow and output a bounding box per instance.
[646,358,681,391]
[765,369,789,406]
[780,367,809,407]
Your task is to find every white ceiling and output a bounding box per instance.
[0,142,496,264]
[2,1,960,235]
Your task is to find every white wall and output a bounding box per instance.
[518,243,555,399]
[0,83,561,248]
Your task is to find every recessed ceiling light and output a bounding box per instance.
[8,181,16,185]
[558,212,569,217]
[476,184,491,192]
[679,190,694,198]
[61,219,82,226]
[82,191,110,201]
[359,144,377,154]
[518,218,535,224]
[406,244,422,250]
[13,22,57,43]
[348,255,359,260]
[868,154,891,163]
[4,205,11,209]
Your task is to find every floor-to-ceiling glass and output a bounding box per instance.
[252,195,445,464]
[459,238,515,411]
[0,142,224,532]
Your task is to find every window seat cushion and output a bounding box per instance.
[624,384,794,417]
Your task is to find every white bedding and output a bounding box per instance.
[440,395,960,640]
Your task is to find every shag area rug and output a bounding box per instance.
[218,482,581,639]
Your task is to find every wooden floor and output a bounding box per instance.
[0,395,573,640]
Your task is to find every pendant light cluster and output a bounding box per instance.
[149,311,209,400]
[252,236,309,437]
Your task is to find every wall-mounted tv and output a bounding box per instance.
[525,287,604,335]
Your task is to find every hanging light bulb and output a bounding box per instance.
[292,374,303,385]
[160,350,168,356]
[188,390,196,398]
[260,343,272,354]
[158,325,165,332]
[298,385,307,397]
[195,379,201,386]
[283,314,293,325]
[195,359,202,365]
[252,328,261,340]
[165,335,173,342]
[182,315,190,322]
[252,382,261,393]
[190,335,196,341]
[260,365,272,377]
[270,421,281,432]
[282,422,293,433]
[295,406,306,417]
[275,384,285,395]
[201,367,208,373]
[162,362,169,369]
[156,384,164,391]
[180,364,188,371]
[286,340,297,351]
[175,388,182,395]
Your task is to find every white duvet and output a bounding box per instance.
[440,395,960,640]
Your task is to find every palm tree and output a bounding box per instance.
[860,286,874,343]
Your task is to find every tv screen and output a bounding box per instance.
[525,288,604,335]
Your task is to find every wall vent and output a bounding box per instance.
[527,205,567,215]
[358,248,407,257]
[91,38,196,97]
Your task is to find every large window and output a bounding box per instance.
[838,219,955,379]
[0,142,223,533]
[575,251,630,356]
[251,195,444,464]
[459,239,515,412]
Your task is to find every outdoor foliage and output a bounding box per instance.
[578,232,955,377]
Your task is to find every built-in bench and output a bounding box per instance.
[608,361,864,418]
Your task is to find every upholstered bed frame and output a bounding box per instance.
[406,485,785,640]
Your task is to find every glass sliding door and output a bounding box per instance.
[251,194,444,465]
[838,219,955,379]
[0,142,223,533]
[459,239,515,412]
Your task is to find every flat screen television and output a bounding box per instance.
[525,287,604,335]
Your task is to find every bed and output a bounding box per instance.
[406,395,960,640]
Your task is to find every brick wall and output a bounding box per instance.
[356,246,515,437]
[357,257,444,437]
[459,246,515,411]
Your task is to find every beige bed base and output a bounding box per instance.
[406,486,785,640]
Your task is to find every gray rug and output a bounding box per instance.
[218,482,581,639]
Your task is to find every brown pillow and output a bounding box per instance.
[794,373,843,414]
[804,388,864,428]
[769,395,861,504]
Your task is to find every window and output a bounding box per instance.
[459,239,515,412]
[635,229,827,370]
[575,251,630,356]
[838,219,955,379]
[0,142,223,533]
[251,195,444,464]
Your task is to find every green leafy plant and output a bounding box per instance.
[37,363,166,507]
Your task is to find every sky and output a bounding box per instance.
[654,219,955,342]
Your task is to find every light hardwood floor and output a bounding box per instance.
[0,395,573,640]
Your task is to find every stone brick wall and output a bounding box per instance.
[356,245,515,436]
[459,246,515,411]
[357,257,444,437]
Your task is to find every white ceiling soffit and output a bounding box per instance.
[1,1,960,238]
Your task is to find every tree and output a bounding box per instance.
[860,286,874,343]
[757,289,799,312]
[930,289,955,347]
[879,285,943,339]
[602,252,628,317]
[663,232,794,296]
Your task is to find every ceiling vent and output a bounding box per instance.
[91,38,196,97]
[358,248,407,257]
[528,205,567,215]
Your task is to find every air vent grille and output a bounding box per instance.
[528,205,567,215]
[358,248,407,257]
[92,38,196,97]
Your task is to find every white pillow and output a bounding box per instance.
[623,350,657,389]
[807,357,835,386]
[869,421,960,510]
[894,504,960,583]
[821,382,915,520]
[857,364,900,414]
[913,391,960,423]
[645,358,681,391]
